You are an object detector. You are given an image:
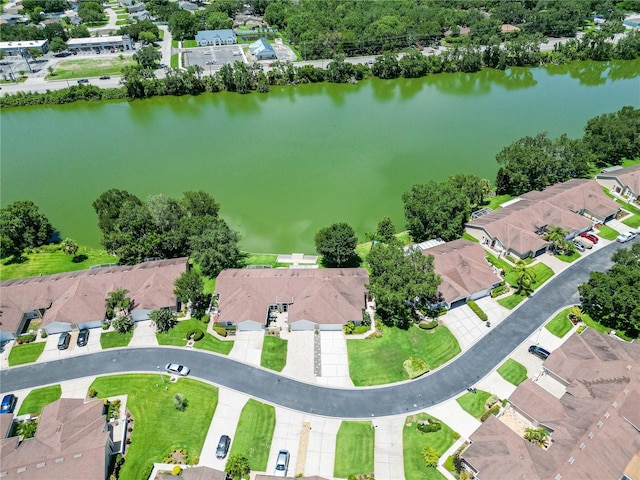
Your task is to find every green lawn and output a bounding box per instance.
[487,194,515,210]
[100,330,133,349]
[229,399,275,472]
[47,57,136,80]
[596,224,620,240]
[183,40,197,48]
[347,325,461,386]
[545,308,574,338]
[497,359,528,386]
[462,232,479,243]
[497,293,525,309]
[555,251,580,263]
[17,385,62,415]
[156,318,210,346]
[8,342,46,366]
[90,375,218,480]
[261,336,288,372]
[193,333,234,355]
[1,247,117,281]
[456,390,493,419]
[245,253,289,268]
[171,53,179,68]
[403,413,458,480]
[334,421,375,478]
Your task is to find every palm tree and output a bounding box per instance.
[105,288,131,319]
[61,237,78,257]
[544,225,568,254]
[515,260,536,295]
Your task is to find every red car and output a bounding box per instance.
[581,232,599,244]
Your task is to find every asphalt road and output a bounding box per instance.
[0,241,628,417]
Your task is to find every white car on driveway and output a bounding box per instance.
[616,231,637,243]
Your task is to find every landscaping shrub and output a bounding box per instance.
[491,285,509,297]
[40,331,47,338]
[18,334,37,344]
[88,388,98,398]
[102,323,109,330]
[467,300,488,321]
[418,320,438,330]
[480,405,500,422]
[192,330,204,341]
[172,465,182,475]
[422,446,440,467]
[444,455,456,472]
[353,325,369,334]
[213,326,227,337]
[173,393,187,411]
[417,419,442,433]
[343,321,355,334]
[200,314,210,324]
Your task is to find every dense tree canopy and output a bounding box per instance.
[583,106,640,166]
[314,222,359,267]
[402,181,470,243]
[0,200,54,259]
[189,219,244,277]
[578,243,640,337]
[495,132,593,195]
[367,242,441,327]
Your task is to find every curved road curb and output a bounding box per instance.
[0,241,626,417]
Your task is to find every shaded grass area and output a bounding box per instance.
[487,194,515,210]
[462,232,479,243]
[334,421,374,478]
[1,247,117,281]
[403,413,457,480]
[596,224,620,240]
[229,399,275,472]
[456,390,492,419]
[90,375,217,480]
[546,308,574,338]
[260,336,288,372]
[48,57,136,80]
[497,359,528,386]
[8,342,45,366]
[100,330,133,349]
[17,385,62,415]
[347,325,460,386]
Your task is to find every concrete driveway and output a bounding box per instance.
[39,328,102,363]
[229,331,264,366]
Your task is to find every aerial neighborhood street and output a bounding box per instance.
[1,1,640,480]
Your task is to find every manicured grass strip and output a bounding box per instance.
[334,421,374,478]
[497,293,525,310]
[18,385,62,415]
[156,318,209,346]
[261,336,288,372]
[193,333,234,355]
[545,308,573,338]
[462,232,479,243]
[556,251,580,263]
[48,57,135,80]
[596,224,620,240]
[171,53,179,68]
[504,263,554,290]
[487,194,515,210]
[90,375,218,480]
[183,40,197,48]
[347,325,460,386]
[581,312,610,334]
[1,247,118,281]
[456,390,492,419]
[229,399,275,472]
[623,214,640,228]
[497,359,527,386]
[245,253,289,268]
[8,342,46,366]
[100,330,133,349]
[403,413,458,480]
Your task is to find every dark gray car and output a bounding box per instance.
[77,328,90,347]
[528,345,550,360]
[216,435,231,459]
[57,332,71,350]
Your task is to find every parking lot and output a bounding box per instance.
[183,45,245,71]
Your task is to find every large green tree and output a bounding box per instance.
[583,106,640,166]
[314,222,359,267]
[0,200,54,259]
[133,45,162,69]
[93,189,143,235]
[367,242,441,327]
[495,131,592,195]
[149,308,178,333]
[578,243,640,337]
[402,180,470,242]
[189,219,244,277]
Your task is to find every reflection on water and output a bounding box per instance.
[1,59,638,253]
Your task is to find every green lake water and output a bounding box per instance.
[1,59,639,253]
